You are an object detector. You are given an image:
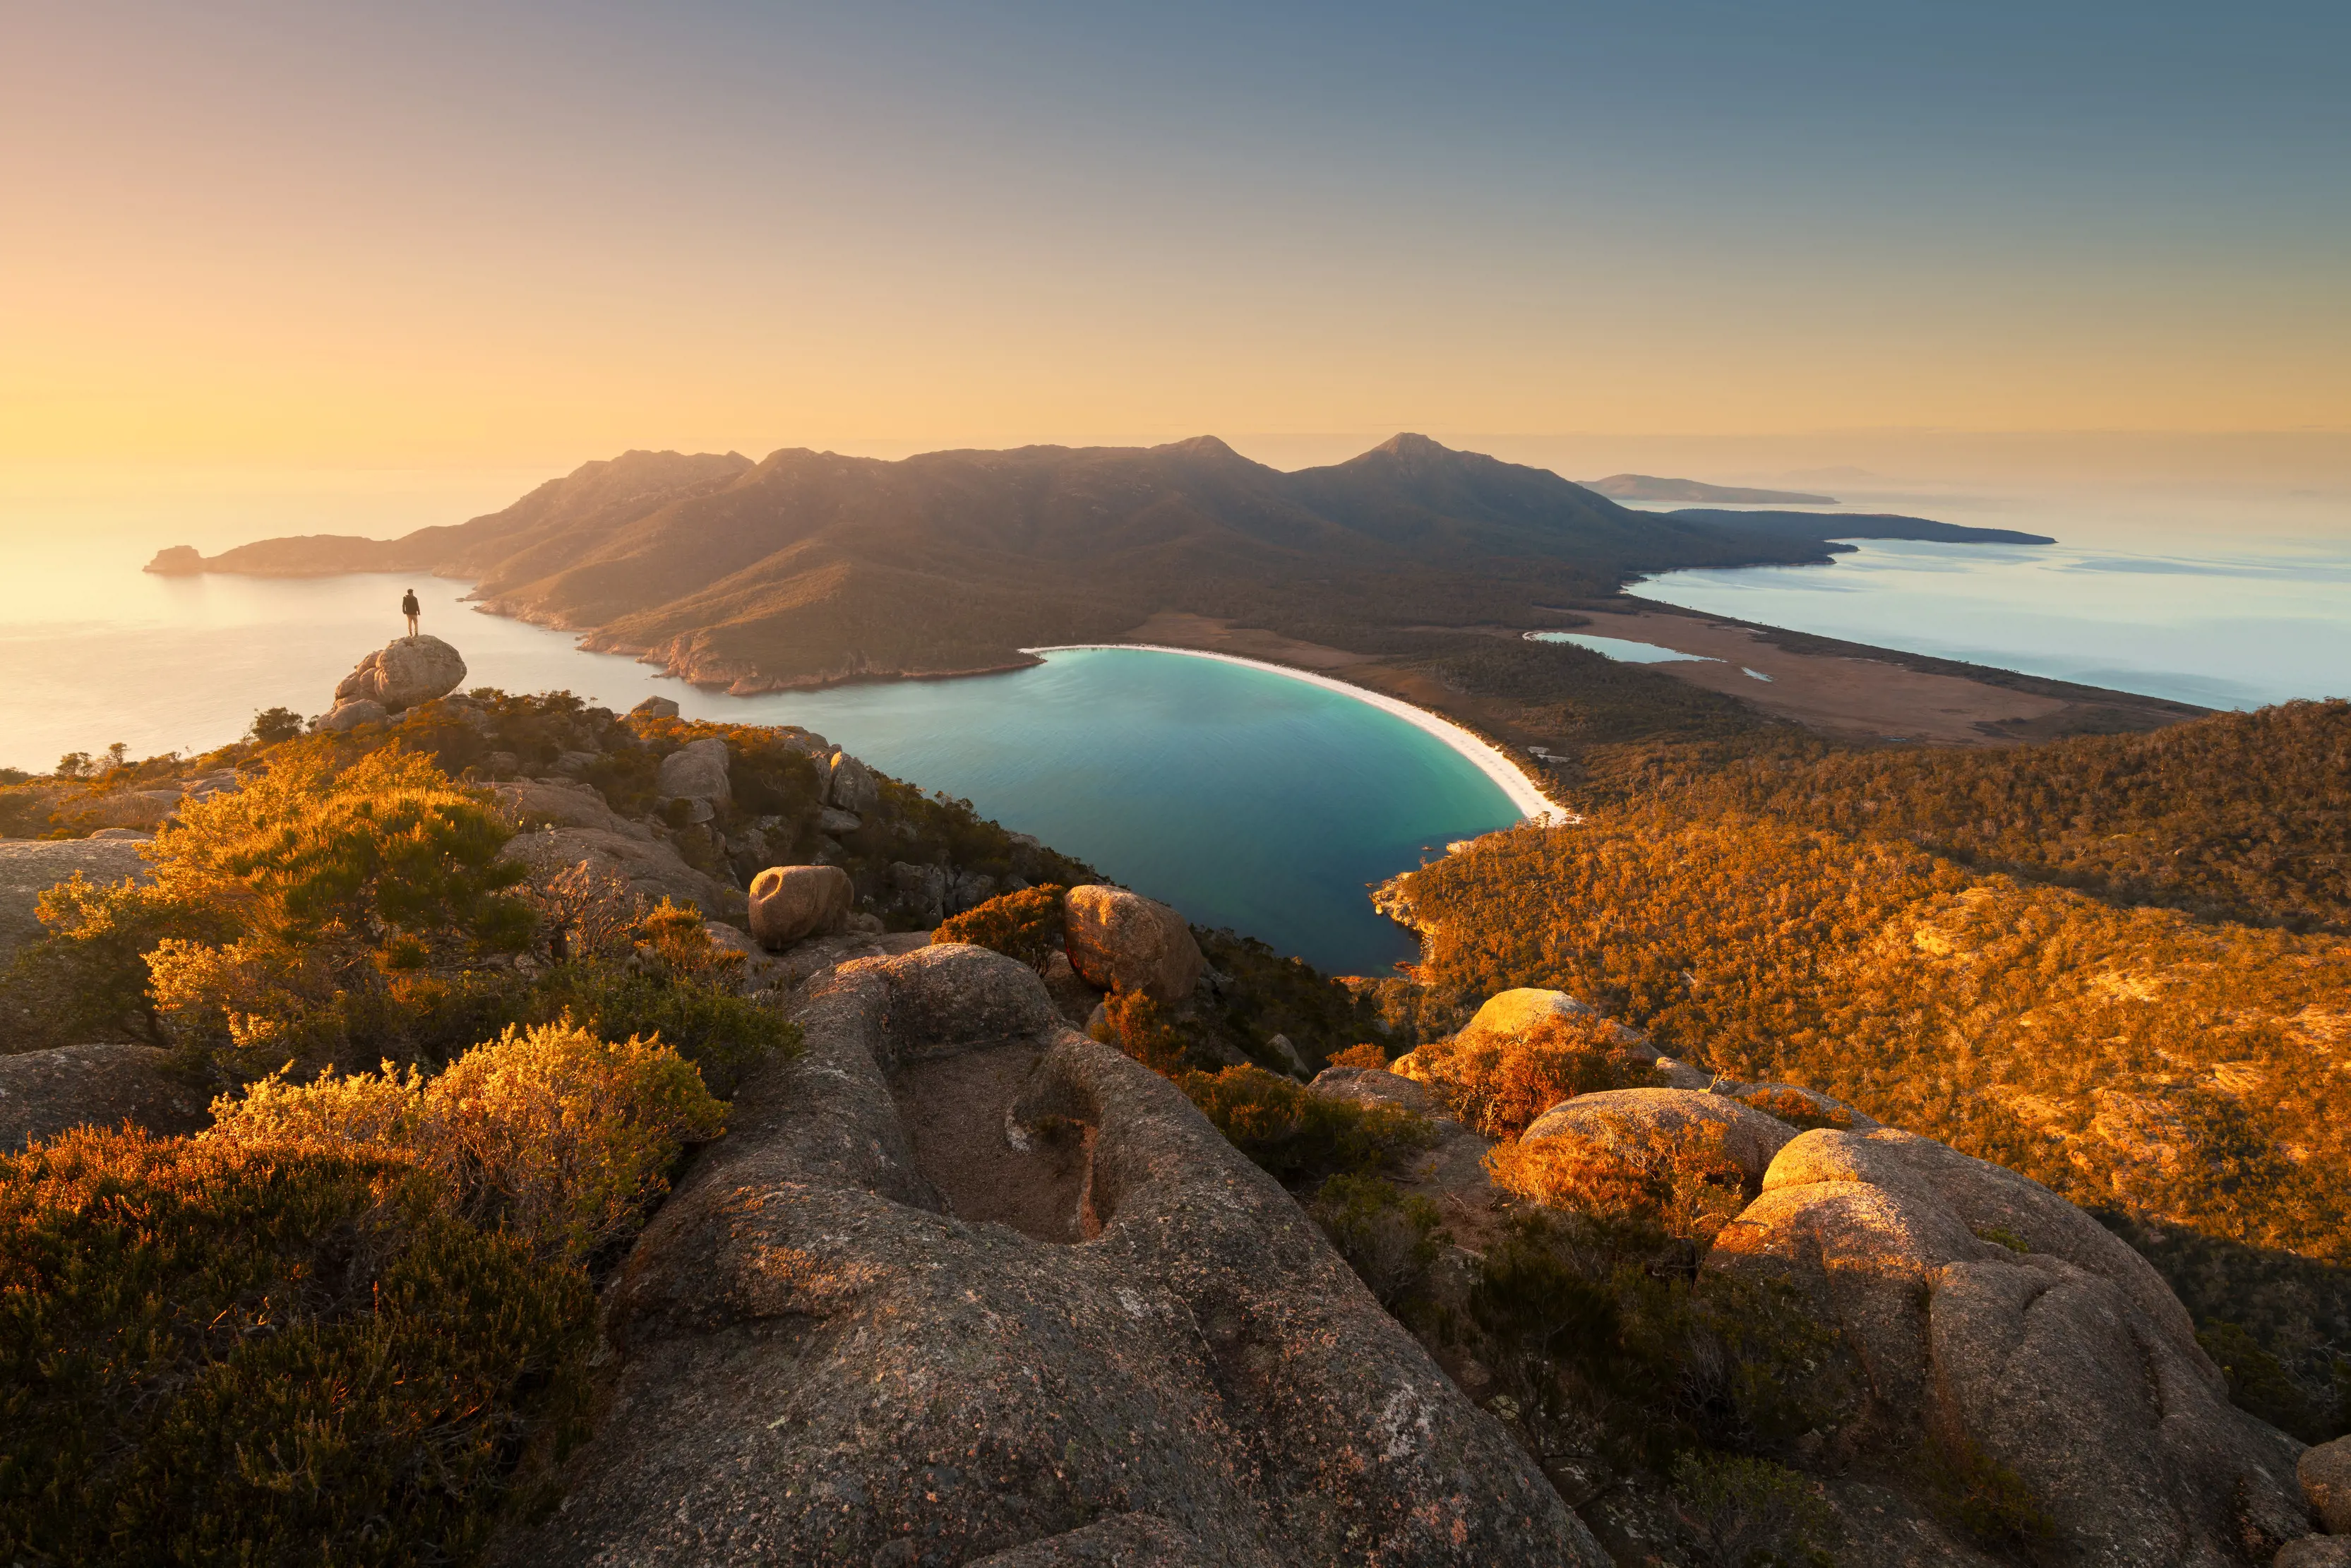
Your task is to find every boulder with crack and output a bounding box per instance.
[523,944,1606,1567]
[1709,1125,2309,1566]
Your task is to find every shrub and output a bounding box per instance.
[1739,1087,1854,1132]
[1487,1122,1751,1246]
[207,1019,727,1265]
[1405,1013,1661,1139]
[1313,1173,1443,1309]
[1327,1042,1390,1070]
[128,743,534,1070]
[0,1127,591,1564]
[1176,1065,1432,1186]
[934,885,1067,972]
[247,707,305,745]
[1671,1452,1835,1568]
[1093,989,1191,1076]
[1470,1211,1850,1469]
[1925,1432,2055,1551]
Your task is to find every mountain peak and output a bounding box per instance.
[1370,432,1456,461]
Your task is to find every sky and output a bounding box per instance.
[4,1,2347,489]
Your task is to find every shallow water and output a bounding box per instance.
[1634,533,2351,710]
[0,550,1517,972]
[1527,630,1714,664]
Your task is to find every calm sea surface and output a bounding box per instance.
[1624,501,2350,710]
[0,547,1517,973]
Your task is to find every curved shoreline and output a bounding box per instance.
[1022,643,1562,824]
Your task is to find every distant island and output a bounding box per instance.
[1584,473,1838,504]
[1665,508,2057,546]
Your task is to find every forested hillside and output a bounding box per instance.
[1589,700,2350,931]
[1394,700,2351,1439]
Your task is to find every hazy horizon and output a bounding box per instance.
[6,3,2345,474]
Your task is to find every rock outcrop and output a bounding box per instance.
[826,750,880,815]
[318,698,390,731]
[333,635,467,712]
[747,864,854,950]
[1063,885,1204,1004]
[143,544,204,575]
[656,736,732,820]
[628,695,681,722]
[0,839,151,964]
[1709,1125,2309,1565]
[498,824,741,921]
[1523,1086,1799,1185]
[0,1043,210,1150]
[2306,1435,2351,1534]
[526,945,1605,1567]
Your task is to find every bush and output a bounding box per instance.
[1470,1211,1850,1470]
[128,743,533,1070]
[1176,1065,1432,1186]
[1092,989,1191,1075]
[1404,1013,1662,1139]
[0,1127,592,1564]
[1487,1121,1751,1245]
[207,1019,727,1266]
[1739,1087,1853,1132]
[1671,1452,1835,1568]
[1327,1042,1390,1070]
[1313,1173,1442,1309]
[1925,1432,2055,1551]
[933,885,1067,972]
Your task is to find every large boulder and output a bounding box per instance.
[1521,1086,1800,1185]
[1459,988,1598,1038]
[491,777,641,837]
[0,839,150,964]
[1709,1127,2309,1565]
[825,750,879,814]
[628,695,680,722]
[0,1043,210,1150]
[747,864,854,950]
[1063,885,1204,1004]
[498,825,741,921]
[316,698,389,732]
[336,635,467,712]
[2278,1538,2351,1568]
[2306,1435,2351,1533]
[524,945,1605,1567]
[655,736,732,817]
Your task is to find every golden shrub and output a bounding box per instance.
[208,1018,725,1264]
[1488,1120,1749,1245]
[1404,1012,1659,1139]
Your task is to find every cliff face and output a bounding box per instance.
[181,436,1836,690]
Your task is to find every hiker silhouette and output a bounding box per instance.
[402,590,420,640]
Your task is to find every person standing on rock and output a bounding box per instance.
[401,589,421,640]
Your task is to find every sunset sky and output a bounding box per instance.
[5,1,2346,477]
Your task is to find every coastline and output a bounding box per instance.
[1022,642,1565,824]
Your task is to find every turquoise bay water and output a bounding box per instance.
[1634,533,2351,710]
[0,549,1517,972]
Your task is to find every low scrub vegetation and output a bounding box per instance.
[207,1019,726,1266]
[0,1128,594,1565]
[933,883,1067,971]
[1392,703,2351,1438]
[1401,1012,1662,1138]
[1175,1064,1433,1185]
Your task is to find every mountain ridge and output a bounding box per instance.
[164,435,1852,692]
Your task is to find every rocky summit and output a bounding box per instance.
[524,943,1606,1567]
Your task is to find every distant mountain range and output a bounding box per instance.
[159,434,2029,691]
[1584,473,1838,505]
